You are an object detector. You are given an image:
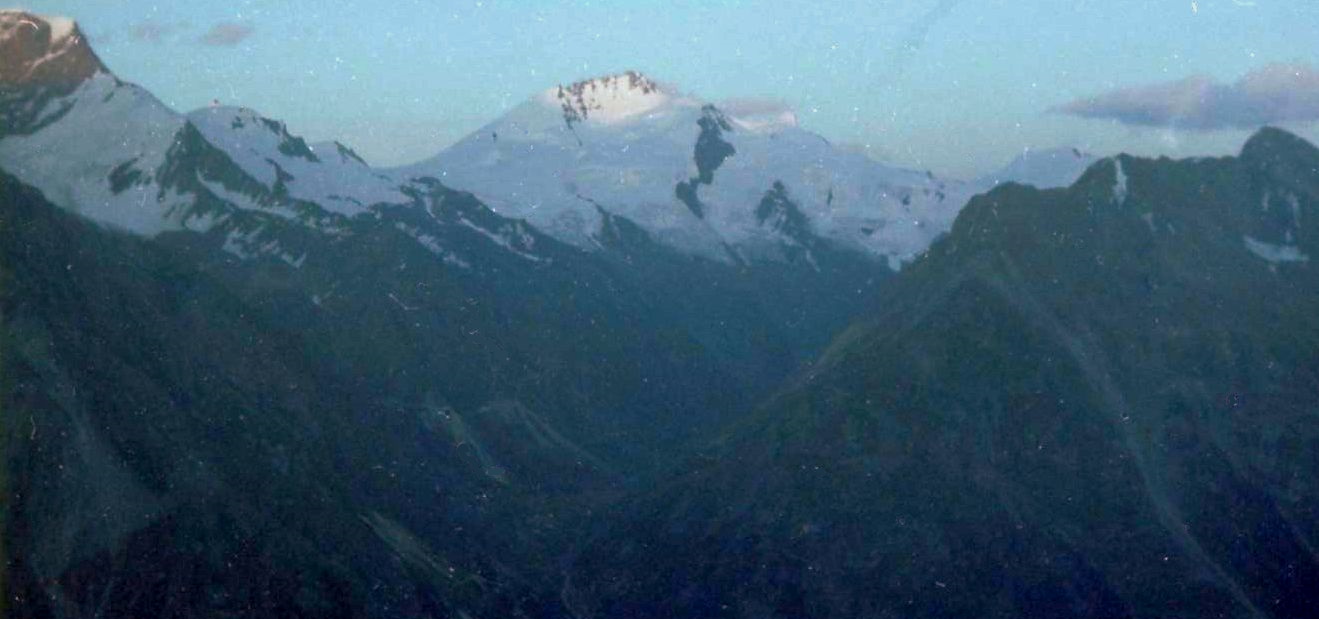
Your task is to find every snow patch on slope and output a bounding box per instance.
[394,221,471,269]
[457,217,544,262]
[41,13,75,40]
[1244,236,1309,264]
[0,72,185,234]
[1113,158,1129,205]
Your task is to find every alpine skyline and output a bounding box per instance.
[12,0,1319,177]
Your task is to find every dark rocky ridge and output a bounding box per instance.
[0,109,884,616]
[568,128,1319,618]
[675,105,737,219]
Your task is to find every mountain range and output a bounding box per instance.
[0,13,1088,270]
[571,129,1319,617]
[2,10,1316,619]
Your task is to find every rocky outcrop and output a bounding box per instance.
[0,12,104,90]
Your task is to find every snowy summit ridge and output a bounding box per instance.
[545,70,674,126]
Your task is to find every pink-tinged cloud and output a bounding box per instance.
[1055,63,1319,130]
[130,21,175,43]
[199,22,254,47]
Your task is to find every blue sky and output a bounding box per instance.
[15,0,1319,177]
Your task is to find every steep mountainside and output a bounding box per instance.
[0,12,891,618]
[569,128,1319,618]
[6,9,1290,619]
[0,169,604,617]
[0,10,881,460]
[0,162,887,617]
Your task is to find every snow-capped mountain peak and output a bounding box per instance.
[0,10,103,89]
[544,70,674,126]
[191,105,320,162]
[0,23,413,241]
[404,72,981,267]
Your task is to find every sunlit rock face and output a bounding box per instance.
[0,11,104,90]
[549,70,670,126]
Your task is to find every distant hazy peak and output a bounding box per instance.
[0,10,104,89]
[979,145,1100,189]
